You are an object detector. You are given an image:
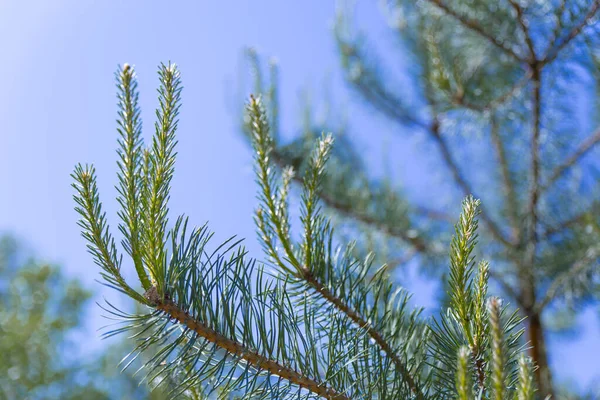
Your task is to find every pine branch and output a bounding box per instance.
[535,246,600,312]
[541,126,600,193]
[424,0,526,62]
[248,95,426,399]
[542,0,600,65]
[338,37,513,246]
[539,199,600,241]
[522,66,542,304]
[429,197,526,399]
[75,63,540,400]
[453,71,531,113]
[143,287,349,400]
[490,115,521,242]
[508,0,536,62]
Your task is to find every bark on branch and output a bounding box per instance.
[144,287,349,400]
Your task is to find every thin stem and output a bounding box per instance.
[490,115,521,242]
[525,66,542,261]
[424,0,526,62]
[509,0,537,62]
[454,71,532,113]
[541,126,600,193]
[535,246,599,312]
[542,1,600,65]
[539,207,594,241]
[145,288,348,400]
[301,268,424,399]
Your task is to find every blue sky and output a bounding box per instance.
[0,0,598,392]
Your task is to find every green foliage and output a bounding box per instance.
[72,65,539,399]
[241,1,600,396]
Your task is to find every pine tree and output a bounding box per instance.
[241,1,600,396]
[73,64,539,399]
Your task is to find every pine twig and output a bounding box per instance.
[535,247,599,312]
[490,115,521,242]
[301,268,424,399]
[424,0,526,62]
[542,0,600,65]
[144,287,349,400]
[508,0,537,62]
[541,126,600,193]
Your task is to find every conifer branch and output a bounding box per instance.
[508,0,536,62]
[74,63,541,399]
[424,0,525,62]
[248,95,425,399]
[535,246,600,312]
[299,267,423,399]
[490,116,521,241]
[542,1,600,65]
[541,126,600,193]
[144,287,349,400]
[448,196,480,345]
[429,197,525,399]
[523,66,542,295]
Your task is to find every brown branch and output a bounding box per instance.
[547,0,567,53]
[144,287,349,400]
[526,66,542,253]
[541,126,600,193]
[540,208,594,240]
[508,0,537,62]
[424,0,526,62]
[456,71,531,113]
[490,115,521,242]
[521,64,555,396]
[343,42,519,249]
[542,0,600,66]
[301,268,424,399]
[535,247,600,312]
